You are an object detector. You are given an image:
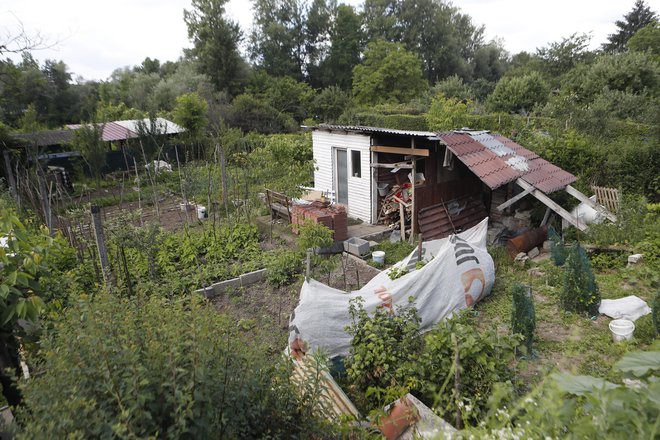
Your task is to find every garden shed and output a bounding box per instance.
[309,125,614,240]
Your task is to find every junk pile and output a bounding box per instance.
[291,201,348,241]
[288,218,494,358]
[378,182,413,231]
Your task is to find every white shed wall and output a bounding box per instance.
[312,131,373,223]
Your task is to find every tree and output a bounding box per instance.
[628,21,660,58]
[352,41,428,105]
[184,0,245,94]
[487,72,550,114]
[173,92,208,138]
[510,283,535,355]
[603,0,658,53]
[471,41,509,83]
[227,94,297,134]
[245,72,314,122]
[363,0,483,83]
[304,0,333,87]
[322,4,364,89]
[249,0,307,79]
[311,86,351,123]
[536,33,595,77]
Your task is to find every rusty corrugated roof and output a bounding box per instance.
[440,131,576,193]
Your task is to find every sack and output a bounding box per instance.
[288,218,495,358]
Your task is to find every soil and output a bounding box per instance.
[210,253,382,350]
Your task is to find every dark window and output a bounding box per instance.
[351,150,361,177]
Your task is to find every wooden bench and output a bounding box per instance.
[266,189,292,222]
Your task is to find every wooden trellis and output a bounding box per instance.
[592,186,621,214]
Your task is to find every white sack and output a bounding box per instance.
[598,296,651,321]
[288,218,495,358]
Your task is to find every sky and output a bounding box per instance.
[1,0,659,81]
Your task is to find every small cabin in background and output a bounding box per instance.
[309,125,610,241]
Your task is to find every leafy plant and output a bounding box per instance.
[386,266,409,280]
[344,297,423,412]
[561,242,601,315]
[17,294,330,438]
[510,283,535,355]
[421,314,519,424]
[458,349,660,438]
[266,249,303,287]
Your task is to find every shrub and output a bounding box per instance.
[344,298,423,412]
[18,294,328,438]
[561,242,601,315]
[510,283,536,355]
[267,250,303,287]
[421,314,519,424]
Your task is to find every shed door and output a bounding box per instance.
[336,149,348,204]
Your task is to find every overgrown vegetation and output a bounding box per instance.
[17,294,330,438]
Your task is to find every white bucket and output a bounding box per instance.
[609,319,635,342]
[196,205,207,220]
[372,251,385,265]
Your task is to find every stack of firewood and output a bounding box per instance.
[378,182,412,230]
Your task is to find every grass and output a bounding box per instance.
[473,251,657,388]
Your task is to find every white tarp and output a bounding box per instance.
[599,296,651,321]
[288,218,495,358]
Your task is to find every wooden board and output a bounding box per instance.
[370,146,429,157]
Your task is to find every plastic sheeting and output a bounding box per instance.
[288,218,495,358]
[599,296,651,321]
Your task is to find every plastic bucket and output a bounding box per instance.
[377,183,389,197]
[196,205,207,220]
[609,319,635,342]
[372,251,385,265]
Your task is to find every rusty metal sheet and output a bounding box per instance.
[418,195,488,240]
[438,131,576,194]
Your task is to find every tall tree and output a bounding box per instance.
[603,0,657,53]
[305,0,333,87]
[362,0,483,83]
[184,0,244,94]
[249,0,307,79]
[537,33,595,77]
[322,4,364,89]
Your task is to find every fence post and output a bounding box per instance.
[91,205,112,288]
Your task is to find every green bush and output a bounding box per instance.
[18,294,328,438]
[266,250,303,287]
[344,298,423,412]
[510,283,536,355]
[589,251,628,271]
[561,242,601,315]
[421,314,519,424]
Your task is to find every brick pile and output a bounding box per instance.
[291,202,348,241]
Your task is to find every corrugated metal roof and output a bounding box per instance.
[13,130,74,147]
[114,118,185,135]
[310,124,437,138]
[439,131,576,193]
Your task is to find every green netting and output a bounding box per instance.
[561,242,601,316]
[511,283,536,355]
[548,226,567,266]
